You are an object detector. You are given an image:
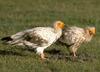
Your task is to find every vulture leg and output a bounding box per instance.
[69,38,84,57]
[36,47,47,60]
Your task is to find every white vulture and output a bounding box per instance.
[1,21,64,59]
[59,26,95,57]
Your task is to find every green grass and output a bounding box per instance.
[0,0,100,72]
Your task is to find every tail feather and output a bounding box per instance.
[1,36,13,42]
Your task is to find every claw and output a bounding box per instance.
[73,53,77,58]
[40,53,47,60]
[70,52,77,58]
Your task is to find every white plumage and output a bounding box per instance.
[1,21,64,59]
[59,26,96,57]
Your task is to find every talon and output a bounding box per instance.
[70,52,77,58]
[40,53,47,60]
[73,53,77,58]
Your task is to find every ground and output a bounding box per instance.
[0,0,100,72]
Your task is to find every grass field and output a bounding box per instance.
[0,0,100,72]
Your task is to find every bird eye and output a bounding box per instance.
[89,30,93,35]
[57,23,61,25]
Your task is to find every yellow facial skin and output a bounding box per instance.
[54,21,65,30]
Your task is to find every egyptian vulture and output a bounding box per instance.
[1,21,64,59]
[59,26,95,57]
